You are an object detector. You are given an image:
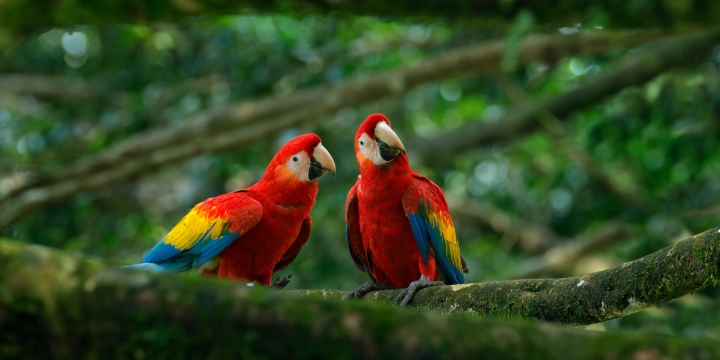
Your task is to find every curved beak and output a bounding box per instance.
[375,121,406,161]
[308,142,336,180]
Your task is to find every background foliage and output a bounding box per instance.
[1,8,719,341]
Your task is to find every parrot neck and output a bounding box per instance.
[358,153,413,192]
[264,179,318,209]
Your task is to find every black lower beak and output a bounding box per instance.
[308,157,328,180]
[378,140,403,162]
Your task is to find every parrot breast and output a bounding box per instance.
[216,186,312,285]
[356,167,440,288]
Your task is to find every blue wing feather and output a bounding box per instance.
[137,231,239,270]
[141,242,184,264]
[191,232,240,267]
[407,213,431,264]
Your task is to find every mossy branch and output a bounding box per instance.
[1,236,719,359]
[289,226,720,325]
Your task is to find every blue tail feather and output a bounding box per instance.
[125,252,195,272]
[124,262,192,272]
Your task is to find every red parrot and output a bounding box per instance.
[128,133,336,287]
[346,114,468,305]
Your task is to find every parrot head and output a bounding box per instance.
[355,113,407,167]
[268,133,336,183]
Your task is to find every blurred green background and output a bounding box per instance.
[1,6,719,341]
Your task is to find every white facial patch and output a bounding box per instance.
[357,133,389,165]
[285,150,311,181]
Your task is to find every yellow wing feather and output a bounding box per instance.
[427,210,463,271]
[163,207,226,250]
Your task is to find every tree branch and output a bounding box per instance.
[0,74,96,99]
[0,73,223,109]
[291,226,720,325]
[505,222,636,279]
[415,31,720,163]
[0,31,669,230]
[681,206,720,219]
[449,196,635,277]
[1,237,719,358]
[447,195,560,253]
[494,75,646,205]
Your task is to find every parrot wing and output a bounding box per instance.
[345,182,375,280]
[140,190,263,271]
[403,174,466,284]
[274,217,311,272]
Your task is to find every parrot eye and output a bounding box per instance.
[359,140,365,146]
[292,156,299,162]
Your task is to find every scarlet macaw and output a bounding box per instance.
[346,114,468,305]
[128,133,336,287]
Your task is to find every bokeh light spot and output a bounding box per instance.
[439,79,462,101]
[61,31,88,56]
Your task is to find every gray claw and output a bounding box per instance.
[272,274,294,289]
[346,282,391,299]
[396,278,445,306]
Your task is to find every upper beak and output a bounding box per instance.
[308,142,336,180]
[375,121,406,161]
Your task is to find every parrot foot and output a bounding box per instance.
[272,274,294,289]
[346,282,391,299]
[396,278,445,306]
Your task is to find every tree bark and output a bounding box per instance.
[290,226,720,325]
[0,30,669,230]
[1,236,719,359]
